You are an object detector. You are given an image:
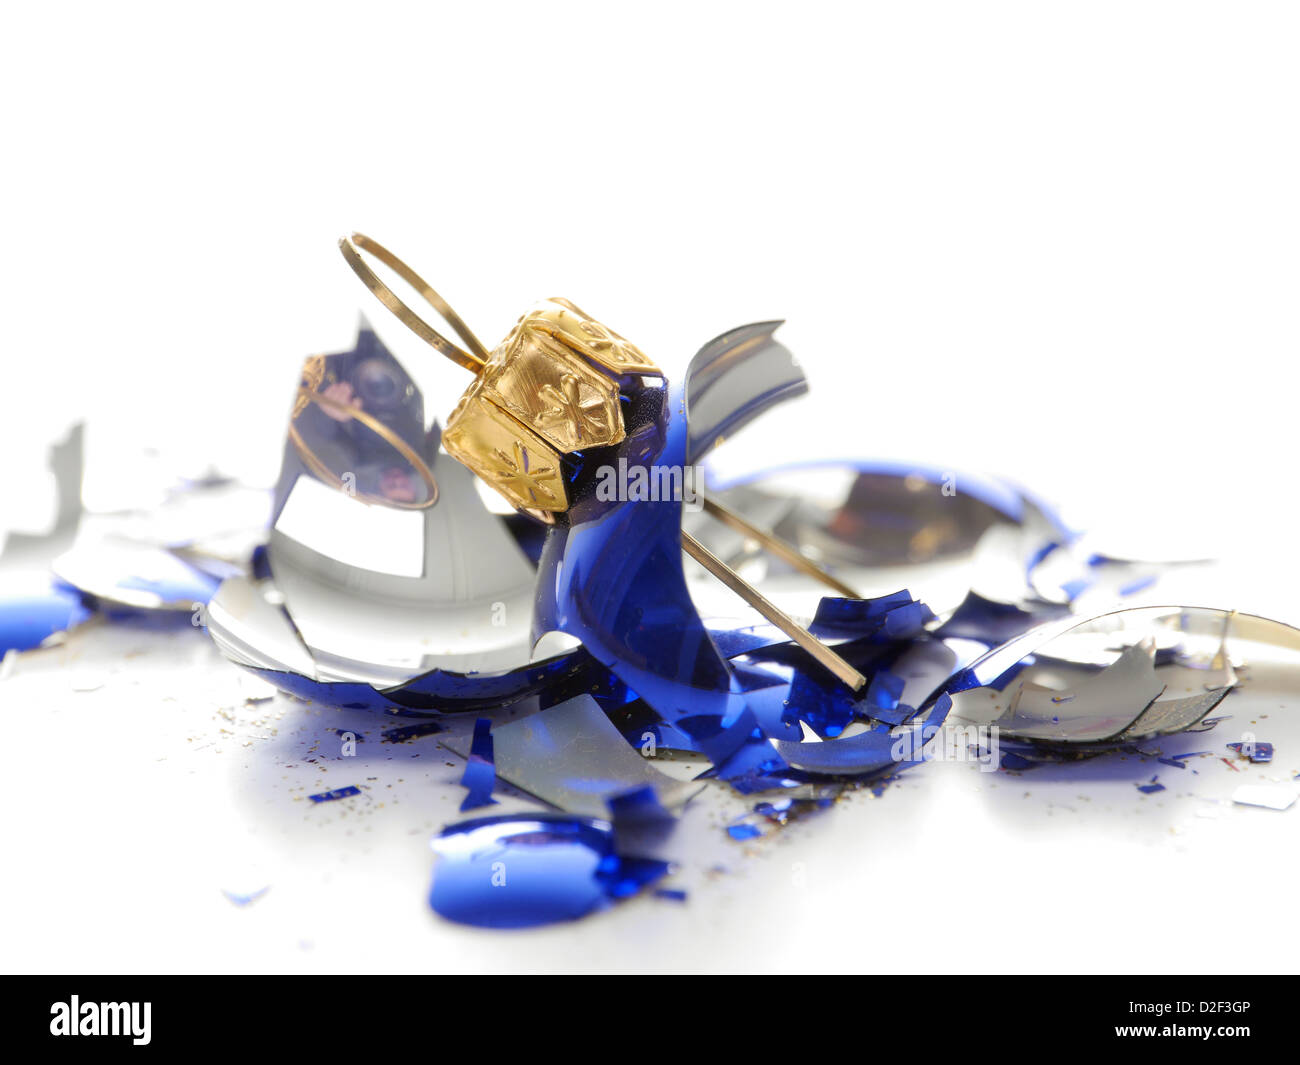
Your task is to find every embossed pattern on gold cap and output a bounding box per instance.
[441,298,660,514]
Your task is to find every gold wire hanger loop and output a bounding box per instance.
[339,232,489,375]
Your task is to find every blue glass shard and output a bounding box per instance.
[381,721,444,743]
[594,852,671,899]
[740,627,948,738]
[736,676,802,742]
[221,886,270,907]
[736,630,895,675]
[607,785,673,829]
[866,669,906,716]
[249,544,273,581]
[754,798,795,820]
[606,784,677,860]
[430,816,609,928]
[787,664,857,738]
[772,725,897,777]
[721,660,800,740]
[429,815,667,929]
[709,730,792,789]
[934,590,1069,646]
[1025,540,1062,575]
[532,367,755,753]
[1136,777,1165,794]
[458,718,498,811]
[654,888,688,902]
[680,706,765,766]
[52,541,221,613]
[308,785,361,803]
[706,624,791,660]
[1059,578,1091,601]
[613,714,703,754]
[925,691,955,730]
[237,646,594,714]
[755,797,833,825]
[810,590,918,638]
[863,699,916,729]
[1227,741,1273,764]
[728,660,790,692]
[0,579,92,654]
[711,769,807,796]
[880,600,936,640]
[1157,751,1211,768]
[243,667,397,710]
[766,693,953,780]
[806,592,937,644]
[115,553,220,607]
[727,823,762,841]
[1118,575,1159,597]
[388,648,602,711]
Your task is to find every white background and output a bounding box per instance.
[3,1,1298,545]
[2,1,1299,974]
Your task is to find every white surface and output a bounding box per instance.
[2,1,1299,973]
[2,614,1298,974]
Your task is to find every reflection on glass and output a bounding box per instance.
[287,331,439,510]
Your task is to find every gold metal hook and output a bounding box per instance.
[701,496,859,599]
[339,232,489,374]
[683,531,865,690]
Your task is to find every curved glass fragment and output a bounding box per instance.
[210,327,549,689]
[532,356,755,763]
[0,577,93,654]
[52,540,219,613]
[683,320,806,463]
[428,815,668,929]
[941,606,1300,748]
[207,574,597,712]
[267,456,539,685]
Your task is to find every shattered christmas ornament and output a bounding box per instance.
[179,229,1300,932]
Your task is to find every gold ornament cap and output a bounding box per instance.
[442,297,661,514]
